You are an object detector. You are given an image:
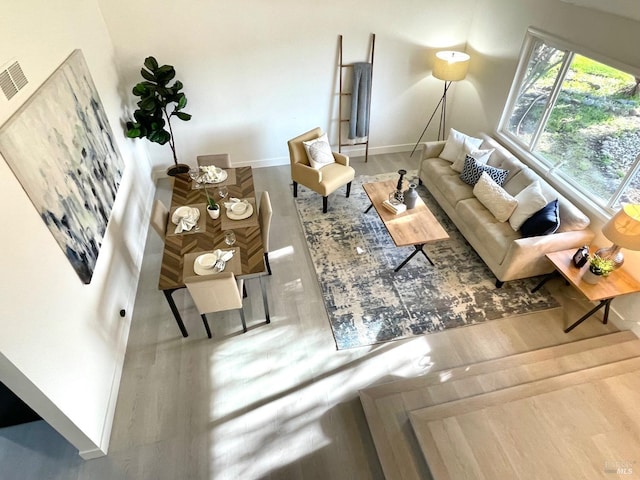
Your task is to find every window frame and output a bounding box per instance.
[497,27,640,216]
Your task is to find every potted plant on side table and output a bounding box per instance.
[124,56,192,176]
[583,254,615,284]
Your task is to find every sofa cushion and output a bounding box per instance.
[520,199,560,237]
[473,172,518,222]
[456,198,520,264]
[434,174,475,204]
[503,168,591,233]
[509,181,549,231]
[451,147,494,173]
[422,157,459,179]
[503,168,538,196]
[460,155,509,186]
[556,202,591,233]
[487,155,526,185]
[440,128,483,163]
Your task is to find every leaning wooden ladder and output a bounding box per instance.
[338,33,375,162]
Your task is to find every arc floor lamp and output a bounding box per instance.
[410,50,470,157]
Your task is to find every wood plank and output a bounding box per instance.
[360,331,639,480]
[409,356,640,480]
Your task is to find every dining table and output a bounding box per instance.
[158,166,270,337]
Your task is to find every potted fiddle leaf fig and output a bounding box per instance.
[124,56,192,176]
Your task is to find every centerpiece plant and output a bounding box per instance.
[204,186,219,219]
[124,56,192,176]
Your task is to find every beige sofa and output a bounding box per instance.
[418,134,594,286]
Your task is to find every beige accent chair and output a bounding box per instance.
[197,153,231,169]
[184,272,246,338]
[287,127,355,213]
[258,191,273,275]
[150,200,169,237]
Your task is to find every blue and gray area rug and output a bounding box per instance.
[294,171,560,350]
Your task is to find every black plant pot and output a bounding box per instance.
[167,163,190,176]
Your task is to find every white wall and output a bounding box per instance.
[0,1,150,457]
[96,0,477,170]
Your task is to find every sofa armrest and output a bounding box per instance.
[513,229,595,252]
[498,229,596,281]
[333,152,349,167]
[421,140,447,160]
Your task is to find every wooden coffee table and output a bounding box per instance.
[532,246,640,332]
[363,180,449,272]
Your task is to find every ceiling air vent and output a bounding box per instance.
[0,61,28,101]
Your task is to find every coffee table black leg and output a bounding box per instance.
[364,203,373,214]
[564,298,613,333]
[394,244,433,272]
[163,288,189,337]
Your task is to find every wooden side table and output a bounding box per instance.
[532,247,640,333]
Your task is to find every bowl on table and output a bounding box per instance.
[230,201,248,215]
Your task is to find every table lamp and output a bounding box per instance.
[595,204,640,269]
[410,50,471,157]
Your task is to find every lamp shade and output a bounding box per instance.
[432,51,470,81]
[602,204,640,250]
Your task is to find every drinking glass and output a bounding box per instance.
[189,168,202,188]
[188,168,200,181]
[218,186,228,200]
[224,231,236,246]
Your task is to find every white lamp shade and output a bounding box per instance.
[602,204,640,250]
[432,51,470,81]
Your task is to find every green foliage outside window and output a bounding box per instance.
[502,33,640,209]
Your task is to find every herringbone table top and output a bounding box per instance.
[159,167,265,291]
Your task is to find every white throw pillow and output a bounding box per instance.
[509,181,548,231]
[440,128,483,163]
[473,172,518,222]
[451,146,494,173]
[303,133,336,170]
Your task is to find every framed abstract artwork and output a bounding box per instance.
[0,49,124,284]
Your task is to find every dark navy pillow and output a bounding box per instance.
[520,199,560,237]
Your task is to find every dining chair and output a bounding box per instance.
[258,191,273,275]
[197,153,231,169]
[150,199,169,237]
[287,127,355,213]
[184,272,247,338]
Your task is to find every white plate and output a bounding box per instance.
[226,203,254,220]
[198,169,228,184]
[172,206,200,225]
[193,253,224,276]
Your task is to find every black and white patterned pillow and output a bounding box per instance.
[460,155,508,186]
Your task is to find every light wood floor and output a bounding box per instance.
[0,152,622,480]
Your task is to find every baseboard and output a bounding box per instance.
[79,447,106,460]
[337,143,416,158]
[151,144,416,178]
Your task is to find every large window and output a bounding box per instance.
[499,30,640,211]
